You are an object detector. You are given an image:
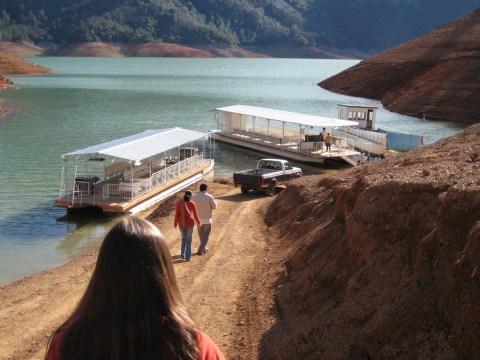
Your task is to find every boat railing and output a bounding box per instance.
[103,155,204,200]
[335,127,387,146]
[225,127,360,156]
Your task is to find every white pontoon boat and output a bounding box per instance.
[54,128,214,214]
[211,105,360,166]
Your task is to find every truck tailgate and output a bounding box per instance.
[233,173,263,186]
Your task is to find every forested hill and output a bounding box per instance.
[0,0,478,57]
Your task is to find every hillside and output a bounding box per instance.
[0,51,49,117]
[0,40,271,58]
[319,7,480,123]
[262,123,480,359]
[0,0,477,57]
[0,51,49,75]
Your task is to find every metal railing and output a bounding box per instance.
[333,128,387,146]
[222,128,360,157]
[103,155,204,200]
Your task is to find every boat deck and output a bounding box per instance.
[55,158,213,213]
[213,129,359,166]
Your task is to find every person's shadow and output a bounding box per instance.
[172,255,188,263]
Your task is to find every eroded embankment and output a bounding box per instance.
[260,124,480,359]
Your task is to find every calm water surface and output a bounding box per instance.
[0,57,467,285]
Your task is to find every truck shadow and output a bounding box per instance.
[217,187,285,203]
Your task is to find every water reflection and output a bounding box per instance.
[55,210,117,256]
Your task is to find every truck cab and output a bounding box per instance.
[233,158,302,195]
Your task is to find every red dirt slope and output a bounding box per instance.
[0,51,50,117]
[319,8,480,124]
[261,123,480,359]
[0,51,49,75]
[57,42,216,58]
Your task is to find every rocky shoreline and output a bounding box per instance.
[0,51,50,116]
[0,41,351,59]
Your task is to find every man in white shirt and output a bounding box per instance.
[192,183,217,255]
[320,127,328,141]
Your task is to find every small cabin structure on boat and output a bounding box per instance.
[54,128,214,214]
[211,105,360,166]
[334,104,424,155]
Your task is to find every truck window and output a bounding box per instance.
[258,161,268,169]
[274,162,281,170]
[284,162,292,170]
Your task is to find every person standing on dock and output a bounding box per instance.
[193,183,217,256]
[325,133,333,152]
[320,127,328,141]
[174,191,202,262]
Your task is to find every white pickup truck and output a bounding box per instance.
[233,158,302,195]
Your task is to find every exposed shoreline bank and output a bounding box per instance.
[0,51,50,116]
[0,40,354,59]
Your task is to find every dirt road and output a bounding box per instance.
[0,181,279,360]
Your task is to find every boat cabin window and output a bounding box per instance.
[348,111,366,121]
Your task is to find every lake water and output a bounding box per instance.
[0,57,467,286]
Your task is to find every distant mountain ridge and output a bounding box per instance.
[319,7,480,123]
[0,0,478,58]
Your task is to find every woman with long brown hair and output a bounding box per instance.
[45,216,224,360]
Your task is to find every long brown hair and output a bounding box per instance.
[46,216,198,360]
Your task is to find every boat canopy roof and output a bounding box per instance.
[215,105,358,127]
[62,128,208,163]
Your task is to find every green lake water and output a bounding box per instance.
[0,57,467,285]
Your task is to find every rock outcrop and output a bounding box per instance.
[0,51,50,117]
[0,51,50,75]
[319,8,480,124]
[261,123,480,359]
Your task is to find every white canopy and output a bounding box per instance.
[215,104,358,127]
[62,128,208,163]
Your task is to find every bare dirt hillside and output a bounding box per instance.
[262,123,480,359]
[0,51,50,117]
[0,51,49,75]
[0,42,46,57]
[0,124,479,360]
[57,42,216,58]
[319,8,480,124]
[0,41,356,59]
[0,41,269,58]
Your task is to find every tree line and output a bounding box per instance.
[0,0,477,55]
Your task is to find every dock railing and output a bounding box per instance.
[103,155,204,200]
[333,128,387,146]
[225,127,360,157]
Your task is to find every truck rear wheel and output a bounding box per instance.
[241,185,249,194]
[266,182,276,196]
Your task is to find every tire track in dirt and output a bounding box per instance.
[172,192,272,359]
